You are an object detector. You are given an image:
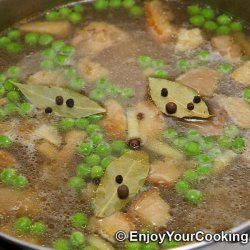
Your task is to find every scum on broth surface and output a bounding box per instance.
[0,0,249,248]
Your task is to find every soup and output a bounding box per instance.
[0,0,249,249]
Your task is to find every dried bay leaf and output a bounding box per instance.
[149,77,210,118]
[94,151,150,218]
[13,83,105,118]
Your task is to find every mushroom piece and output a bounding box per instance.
[71,22,128,56]
[27,70,68,88]
[129,189,172,228]
[102,99,127,139]
[214,94,250,129]
[36,140,58,160]
[211,35,242,63]
[0,150,16,168]
[19,21,72,38]
[231,61,250,86]
[233,32,250,57]
[176,66,221,97]
[144,0,177,43]
[87,235,115,250]
[90,212,135,243]
[175,28,204,52]
[148,159,185,187]
[77,57,109,83]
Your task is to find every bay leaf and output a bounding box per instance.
[13,82,105,118]
[149,77,210,118]
[94,151,150,218]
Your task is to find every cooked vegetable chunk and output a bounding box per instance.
[231,61,250,86]
[0,150,16,168]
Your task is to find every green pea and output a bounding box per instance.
[7,90,20,102]
[196,154,212,165]
[38,34,54,46]
[184,141,201,156]
[13,175,28,189]
[90,133,104,145]
[55,54,70,66]
[7,30,21,40]
[71,212,88,228]
[60,45,75,56]
[46,11,60,21]
[0,86,5,96]
[19,102,33,115]
[7,66,21,79]
[216,25,231,35]
[152,59,165,69]
[15,217,32,233]
[185,189,203,204]
[154,69,168,79]
[70,231,85,247]
[0,74,6,84]
[64,66,77,79]
[74,4,85,13]
[106,84,120,97]
[129,5,143,17]
[163,127,178,140]
[173,136,187,148]
[0,135,12,148]
[86,124,101,134]
[198,50,210,61]
[78,142,93,156]
[224,124,239,138]
[208,147,221,158]
[111,140,126,154]
[204,21,218,32]
[91,165,104,179]
[175,180,190,194]
[125,241,143,250]
[138,55,152,68]
[187,5,201,16]
[121,88,135,98]
[40,60,54,69]
[109,0,122,9]
[68,12,83,24]
[217,14,231,25]
[0,37,11,48]
[197,165,211,177]
[52,40,66,51]
[76,163,91,178]
[189,15,205,27]
[24,32,39,45]
[123,0,135,9]
[4,79,17,91]
[6,42,21,54]
[96,78,110,89]
[30,221,46,236]
[41,48,56,59]
[59,7,72,18]
[218,63,233,74]
[101,156,114,169]
[0,168,16,184]
[59,118,75,130]
[94,0,109,10]
[96,143,112,157]
[176,59,191,70]
[70,78,85,91]
[86,154,101,166]
[88,114,103,123]
[69,176,85,190]
[186,129,200,141]
[183,169,199,183]
[201,7,215,20]
[53,239,71,250]
[75,118,89,129]
[142,242,158,250]
[243,88,250,102]
[232,137,246,152]
[200,136,214,150]
[4,103,18,114]
[230,21,243,32]
[218,135,232,149]
[89,89,105,101]
[162,239,181,249]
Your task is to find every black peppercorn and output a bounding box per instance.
[161,88,168,97]
[115,175,123,184]
[55,96,64,105]
[193,96,201,103]
[66,98,74,108]
[187,102,194,110]
[45,107,53,114]
[137,112,144,120]
[128,138,141,150]
[117,185,129,199]
[165,102,177,114]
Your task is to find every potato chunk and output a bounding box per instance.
[175,28,204,52]
[77,57,109,83]
[19,21,72,38]
[231,61,250,86]
[144,0,177,43]
[129,189,171,228]
[36,140,58,160]
[87,235,114,250]
[27,70,68,88]
[0,150,16,168]
[72,22,128,56]
[211,35,242,63]
[102,100,127,139]
[176,66,221,97]
[148,160,184,187]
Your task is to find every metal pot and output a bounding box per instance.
[0,0,249,249]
